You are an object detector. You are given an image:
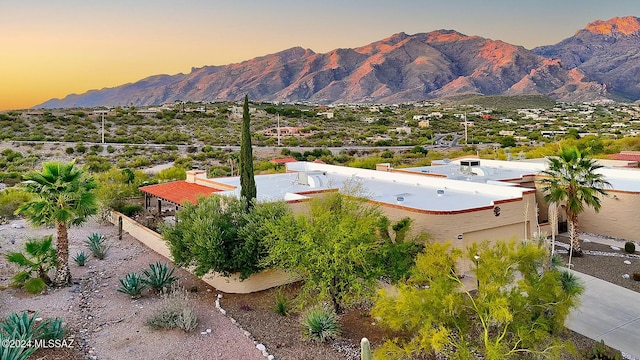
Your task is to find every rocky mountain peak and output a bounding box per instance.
[582,16,640,36]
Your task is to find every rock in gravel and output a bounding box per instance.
[624,260,632,265]
[623,274,630,279]
[256,343,266,352]
[611,246,621,251]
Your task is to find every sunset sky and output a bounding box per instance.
[1,0,637,111]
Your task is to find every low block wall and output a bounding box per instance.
[110,211,299,293]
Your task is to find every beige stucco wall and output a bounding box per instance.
[374,191,538,244]
[110,211,299,293]
[535,177,639,241]
[579,191,640,241]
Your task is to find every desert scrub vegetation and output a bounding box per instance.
[147,286,198,332]
[163,195,290,280]
[0,187,32,219]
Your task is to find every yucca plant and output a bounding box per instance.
[142,262,178,293]
[5,235,57,294]
[117,272,148,298]
[301,304,341,342]
[72,251,89,266]
[84,232,109,260]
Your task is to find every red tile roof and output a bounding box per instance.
[139,181,222,205]
[270,157,298,164]
[607,152,640,162]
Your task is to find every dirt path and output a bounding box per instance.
[0,218,265,360]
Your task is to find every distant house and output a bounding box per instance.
[317,111,334,119]
[137,108,160,117]
[263,126,303,137]
[270,157,298,165]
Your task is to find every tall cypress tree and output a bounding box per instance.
[239,94,257,209]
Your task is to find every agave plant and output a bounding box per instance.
[117,272,148,298]
[0,331,35,360]
[0,311,43,340]
[142,262,179,293]
[84,233,109,260]
[5,235,57,294]
[72,251,89,266]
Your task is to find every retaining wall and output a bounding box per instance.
[110,211,299,293]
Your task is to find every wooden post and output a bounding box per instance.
[157,199,162,216]
[118,216,123,240]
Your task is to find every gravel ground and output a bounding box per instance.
[0,218,264,360]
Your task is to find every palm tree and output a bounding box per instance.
[17,161,98,286]
[539,147,610,257]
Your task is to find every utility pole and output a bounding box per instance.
[464,113,468,144]
[277,113,281,146]
[101,113,105,144]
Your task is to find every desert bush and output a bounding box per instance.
[84,233,109,259]
[301,304,341,342]
[625,241,636,254]
[117,272,148,298]
[146,286,198,332]
[633,273,640,281]
[0,188,32,219]
[72,251,89,266]
[142,262,179,293]
[120,203,143,217]
[585,339,622,359]
[5,235,56,294]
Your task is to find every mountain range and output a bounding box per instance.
[36,16,640,108]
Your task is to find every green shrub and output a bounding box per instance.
[274,291,289,316]
[625,241,636,254]
[142,262,178,293]
[72,251,89,266]
[117,272,148,298]
[0,188,32,219]
[120,203,143,217]
[5,235,56,294]
[147,286,198,332]
[301,305,341,342]
[84,233,109,259]
[586,340,622,359]
[633,273,640,281]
